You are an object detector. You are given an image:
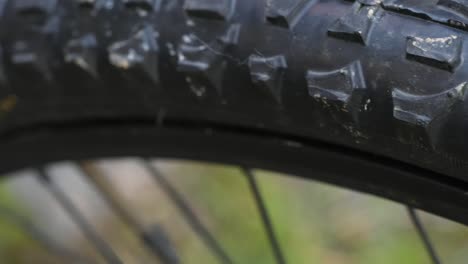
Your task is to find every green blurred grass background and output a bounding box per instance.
[0,160,467,263]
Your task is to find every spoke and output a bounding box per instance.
[141,225,181,264]
[144,160,234,264]
[37,169,123,264]
[0,205,95,264]
[80,163,143,232]
[243,168,286,264]
[407,206,442,264]
[80,162,180,264]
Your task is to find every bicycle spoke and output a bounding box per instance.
[141,225,181,264]
[407,206,441,264]
[0,205,95,264]
[37,169,123,264]
[144,160,234,264]
[81,163,142,229]
[80,162,180,264]
[243,168,286,264]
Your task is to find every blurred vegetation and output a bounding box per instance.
[0,160,468,263]
[165,162,468,264]
[0,182,60,263]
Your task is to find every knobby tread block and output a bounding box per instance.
[438,0,468,15]
[13,0,57,15]
[122,0,160,11]
[183,0,236,21]
[306,60,368,124]
[392,83,468,146]
[75,0,95,9]
[108,26,160,84]
[64,34,99,77]
[406,35,463,72]
[347,0,468,33]
[357,0,382,5]
[176,24,241,96]
[11,40,52,81]
[217,23,241,46]
[177,34,228,96]
[328,2,383,45]
[76,0,115,11]
[265,0,318,29]
[392,83,467,128]
[248,54,288,103]
[381,0,468,32]
[306,60,367,104]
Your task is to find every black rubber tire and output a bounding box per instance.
[2,0,468,222]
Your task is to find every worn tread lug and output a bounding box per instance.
[76,0,115,11]
[393,82,468,147]
[266,0,318,29]
[108,26,160,85]
[306,61,366,104]
[406,35,462,72]
[64,34,99,78]
[11,40,52,81]
[306,60,368,124]
[248,54,288,103]
[328,3,383,45]
[217,23,241,46]
[14,0,57,15]
[177,34,230,96]
[183,0,236,21]
[381,0,468,31]
[357,0,382,5]
[122,0,160,11]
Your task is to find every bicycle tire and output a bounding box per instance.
[1,0,468,224]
